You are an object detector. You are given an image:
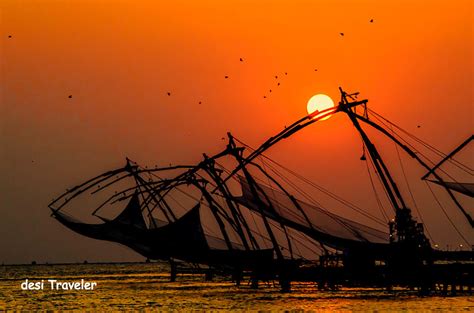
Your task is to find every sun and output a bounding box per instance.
[307,94,335,120]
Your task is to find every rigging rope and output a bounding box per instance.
[254,157,382,241]
[233,137,387,227]
[388,124,436,244]
[368,109,473,174]
[258,157,295,259]
[358,110,470,244]
[424,181,470,246]
[351,118,400,216]
[368,112,464,185]
[363,148,390,222]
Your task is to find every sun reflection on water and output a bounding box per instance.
[1,263,472,311]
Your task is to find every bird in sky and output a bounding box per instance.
[370,19,374,23]
[340,32,344,36]
[224,75,229,79]
[68,95,72,99]
[167,92,171,96]
[239,58,243,62]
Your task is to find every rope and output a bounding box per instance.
[252,157,388,241]
[363,148,390,222]
[233,137,387,227]
[389,125,436,244]
[424,181,470,246]
[368,109,473,174]
[369,112,464,184]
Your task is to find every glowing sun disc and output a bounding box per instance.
[307,94,335,120]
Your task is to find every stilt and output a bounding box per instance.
[451,283,457,296]
[170,259,177,282]
[251,272,259,289]
[316,281,324,290]
[279,267,291,292]
[232,268,242,286]
[205,269,214,281]
[280,278,291,293]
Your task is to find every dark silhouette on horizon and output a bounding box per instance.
[48,88,474,294]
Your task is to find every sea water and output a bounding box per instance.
[0,262,472,311]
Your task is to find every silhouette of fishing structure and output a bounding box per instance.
[49,88,473,294]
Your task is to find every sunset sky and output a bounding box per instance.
[1,0,472,264]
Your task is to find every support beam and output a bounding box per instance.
[422,135,473,180]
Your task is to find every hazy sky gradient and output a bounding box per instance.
[1,0,472,264]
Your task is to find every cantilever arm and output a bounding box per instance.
[352,112,474,228]
[215,106,344,191]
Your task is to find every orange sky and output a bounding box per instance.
[1,0,472,263]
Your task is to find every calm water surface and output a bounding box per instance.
[0,262,472,311]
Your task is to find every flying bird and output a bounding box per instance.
[340,32,344,36]
[263,96,267,99]
[8,35,12,39]
[277,82,280,86]
[314,69,318,72]
[224,75,229,79]
[275,75,278,79]
[239,58,243,62]
[68,95,72,99]
[370,19,374,23]
[269,89,272,93]
[199,101,202,104]
[417,125,421,128]
[284,72,288,75]
[167,92,171,96]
